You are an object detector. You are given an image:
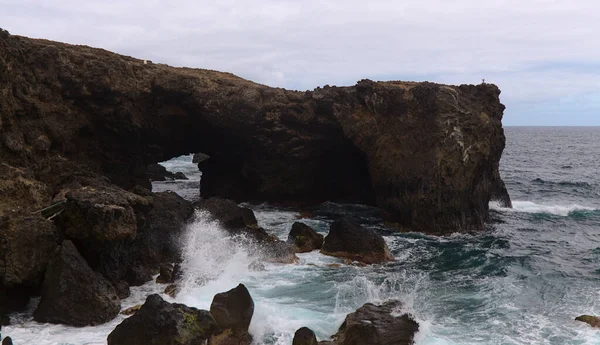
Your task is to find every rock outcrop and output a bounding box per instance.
[327,301,418,345]
[293,327,318,345]
[34,240,121,326]
[321,218,393,264]
[146,163,188,181]
[287,222,324,253]
[0,32,509,235]
[108,294,216,345]
[209,284,254,345]
[575,315,600,328]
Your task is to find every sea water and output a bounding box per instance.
[4,127,600,344]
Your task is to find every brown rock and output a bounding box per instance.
[321,218,393,264]
[287,222,324,253]
[576,315,600,328]
[209,284,254,345]
[121,304,142,316]
[293,327,318,345]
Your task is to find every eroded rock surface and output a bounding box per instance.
[0,32,509,234]
[321,218,393,264]
[34,241,120,326]
[108,294,216,345]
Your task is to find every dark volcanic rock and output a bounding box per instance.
[293,327,318,345]
[331,301,418,345]
[146,164,187,181]
[193,153,210,164]
[2,337,13,345]
[34,240,120,326]
[287,222,324,253]
[209,284,254,345]
[0,33,509,237]
[196,198,254,229]
[321,218,393,264]
[108,294,216,345]
[156,264,174,284]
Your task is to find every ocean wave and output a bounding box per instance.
[531,178,592,188]
[490,200,599,217]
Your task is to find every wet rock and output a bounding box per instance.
[321,218,393,264]
[247,261,265,271]
[575,315,600,328]
[164,284,179,298]
[108,294,216,345]
[209,284,254,345]
[125,262,155,286]
[121,304,142,316]
[293,327,318,345]
[146,164,188,181]
[287,222,324,253]
[196,198,255,229]
[2,337,13,345]
[34,240,120,326]
[113,281,131,299]
[331,301,418,345]
[156,264,174,284]
[193,153,210,164]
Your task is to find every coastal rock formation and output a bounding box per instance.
[0,32,509,235]
[328,301,418,345]
[146,163,188,181]
[321,218,393,264]
[575,315,600,328]
[209,284,254,345]
[293,327,318,345]
[34,240,120,326]
[287,222,324,253]
[108,294,216,345]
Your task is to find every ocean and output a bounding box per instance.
[4,126,600,344]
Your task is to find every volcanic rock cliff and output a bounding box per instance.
[0,31,510,232]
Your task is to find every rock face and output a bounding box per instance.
[0,32,509,234]
[209,284,254,345]
[108,294,216,345]
[575,315,600,328]
[293,327,318,345]
[288,222,324,253]
[321,218,393,264]
[330,301,418,345]
[34,240,120,326]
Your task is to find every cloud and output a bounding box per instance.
[1,0,598,124]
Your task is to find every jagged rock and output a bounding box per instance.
[209,284,254,345]
[321,218,393,264]
[121,304,142,316]
[34,241,120,326]
[287,222,324,253]
[575,315,600,328]
[108,294,216,345]
[293,327,318,345]
[196,198,254,229]
[0,33,509,236]
[193,153,210,164]
[156,264,174,284]
[330,301,418,345]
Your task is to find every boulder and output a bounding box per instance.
[330,301,418,345]
[321,218,393,264]
[156,264,174,284]
[2,337,13,345]
[108,294,216,345]
[287,222,324,253]
[196,198,255,229]
[33,240,121,326]
[293,327,318,345]
[209,284,254,345]
[193,153,210,164]
[575,315,600,328]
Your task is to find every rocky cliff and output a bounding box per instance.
[0,30,510,234]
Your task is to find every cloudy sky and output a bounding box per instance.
[1,0,598,125]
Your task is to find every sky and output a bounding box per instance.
[1,0,599,125]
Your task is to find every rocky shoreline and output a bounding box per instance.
[1,29,512,344]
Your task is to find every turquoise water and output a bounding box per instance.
[5,127,600,344]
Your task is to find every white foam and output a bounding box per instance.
[490,200,597,216]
